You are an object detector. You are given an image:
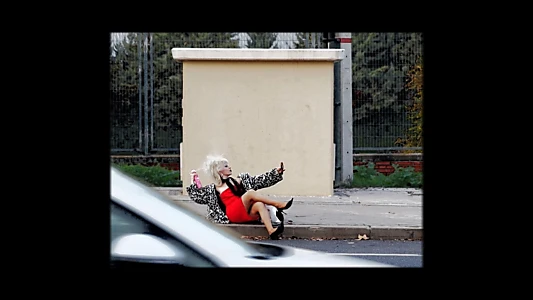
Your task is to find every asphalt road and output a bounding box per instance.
[247,238,423,267]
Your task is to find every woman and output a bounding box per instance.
[186,155,294,240]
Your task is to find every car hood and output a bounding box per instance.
[225,242,394,267]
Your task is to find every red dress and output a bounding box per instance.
[219,188,259,223]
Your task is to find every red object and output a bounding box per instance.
[339,38,351,43]
[219,189,259,223]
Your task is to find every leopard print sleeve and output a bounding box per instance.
[186,183,214,205]
[185,184,228,224]
[239,168,283,191]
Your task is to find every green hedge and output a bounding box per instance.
[113,163,422,188]
[353,162,422,188]
[113,163,182,187]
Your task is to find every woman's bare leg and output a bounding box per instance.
[249,202,276,235]
[241,190,289,213]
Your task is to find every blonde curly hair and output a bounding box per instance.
[202,155,229,186]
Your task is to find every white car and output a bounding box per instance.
[110,167,392,268]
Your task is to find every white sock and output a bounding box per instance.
[266,204,281,223]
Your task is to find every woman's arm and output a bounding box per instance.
[239,167,283,191]
[185,183,213,205]
[186,170,211,205]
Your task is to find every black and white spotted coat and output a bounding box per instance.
[185,168,283,224]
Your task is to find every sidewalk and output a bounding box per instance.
[154,187,423,240]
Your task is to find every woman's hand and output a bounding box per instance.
[190,170,198,185]
[277,162,285,174]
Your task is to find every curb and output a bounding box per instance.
[220,224,423,240]
[155,188,423,240]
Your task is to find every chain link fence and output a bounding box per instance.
[110,32,422,155]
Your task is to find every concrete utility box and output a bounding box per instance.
[172,48,344,197]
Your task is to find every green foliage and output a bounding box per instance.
[110,32,239,151]
[246,32,277,48]
[351,33,423,114]
[351,33,423,150]
[352,163,422,188]
[114,164,182,187]
[395,56,423,152]
[112,162,422,189]
[352,163,386,187]
[110,33,143,149]
[150,32,238,150]
[110,32,424,153]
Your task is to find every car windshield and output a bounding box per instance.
[111,167,266,258]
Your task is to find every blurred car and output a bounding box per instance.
[110,166,392,268]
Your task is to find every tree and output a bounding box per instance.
[110,33,142,151]
[395,56,423,152]
[150,32,239,151]
[110,32,239,153]
[351,32,423,149]
[294,32,321,49]
[246,32,278,48]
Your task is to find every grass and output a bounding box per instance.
[113,163,182,187]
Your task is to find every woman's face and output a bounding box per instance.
[219,161,232,178]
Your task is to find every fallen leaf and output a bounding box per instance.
[357,234,369,240]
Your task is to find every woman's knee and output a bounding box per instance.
[243,189,257,199]
[251,201,265,212]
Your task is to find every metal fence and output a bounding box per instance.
[110,32,423,155]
